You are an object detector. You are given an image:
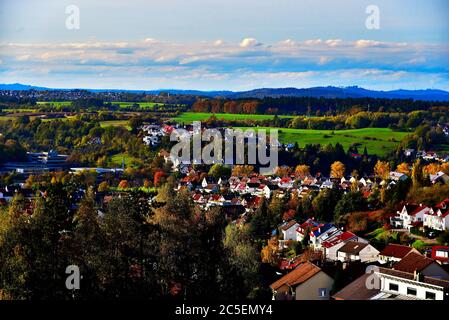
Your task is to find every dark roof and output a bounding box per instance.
[270,262,322,290]
[379,267,449,289]
[393,252,435,273]
[338,241,369,255]
[332,273,380,300]
[379,244,416,259]
[280,220,298,231]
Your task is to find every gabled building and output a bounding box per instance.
[336,241,379,263]
[378,244,420,265]
[423,198,449,231]
[393,252,449,280]
[333,267,449,300]
[280,220,300,241]
[321,232,368,261]
[390,203,430,230]
[270,261,334,300]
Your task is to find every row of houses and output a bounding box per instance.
[390,198,449,231]
[271,242,449,300]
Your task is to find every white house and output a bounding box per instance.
[374,267,449,300]
[280,220,300,241]
[389,171,408,182]
[429,171,449,185]
[390,203,430,230]
[321,231,368,261]
[423,198,449,231]
[336,241,380,263]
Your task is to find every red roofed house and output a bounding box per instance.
[431,246,449,265]
[424,198,449,231]
[390,203,430,230]
[393,252,449,280]
[378,244,420,265]
[321,231,368,261]
[270,261,334,300]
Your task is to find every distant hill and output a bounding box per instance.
[0,83,51,91]
[1,83,449,101]
[225,86,449,101]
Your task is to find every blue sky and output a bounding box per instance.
[0,0,448,90]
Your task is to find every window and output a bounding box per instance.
[407,287,417,296]
[426,292,436,300]
[389,283,399,291]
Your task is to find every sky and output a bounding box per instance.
[0,0,448,91]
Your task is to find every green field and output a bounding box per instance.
[236,127,410,156]
[111,101,162,109]
[100,120,131,130]
[37,101,72,107]
[172,112,293,123]
[1,108,37,112]
[110,153,142,168]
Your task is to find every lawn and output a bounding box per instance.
[110,153,141,167]
[235,127,410,156]
[111,101,163,109]
[172,112,293,123]
[100,120,131,130]
[37,101,72,107]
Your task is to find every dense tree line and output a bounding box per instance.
[191,96,449,116]
[0,185,269,300]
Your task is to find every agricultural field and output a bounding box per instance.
[172,112,293,123]
[236,127,410,156]
[111,101,163,109]
[100,120,131,130]
[37,101,72,107]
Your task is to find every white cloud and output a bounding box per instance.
[239,38,261,48]
[1,38,448,90]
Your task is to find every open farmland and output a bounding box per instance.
[172,112,293,123]
[236,127,410,156]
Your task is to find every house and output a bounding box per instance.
[334,267,449,300]
[332,273,382,300]
[336,241,379,263]
[378,244,420,265]
[429,171,449,185]
[393,252,449,280]
[295,218,320,242]
[280,220,300,241]
[432,246,449,264]
[390,203,430,230]
[389,171,408,182]
[423,198,449,231]
[321,231,367,261]
[309,223,340,249]
[270,261,334,300]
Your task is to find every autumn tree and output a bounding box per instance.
[423,163,441,175]
[396,162,411,176]
[412,159,427,187]
[118,179,129,189]
[374,160,391,180]
[294,164,310,179]
[330,161,345,179]
[231,165,254,177]
[261,237,279,265]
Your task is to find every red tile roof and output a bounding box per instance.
[270,262,322,290]
[393,252,434,273]
[379,244,416,259]
[280,220,298,231]
[322,231,357,248]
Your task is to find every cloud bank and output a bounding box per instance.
[0,38,448,90]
